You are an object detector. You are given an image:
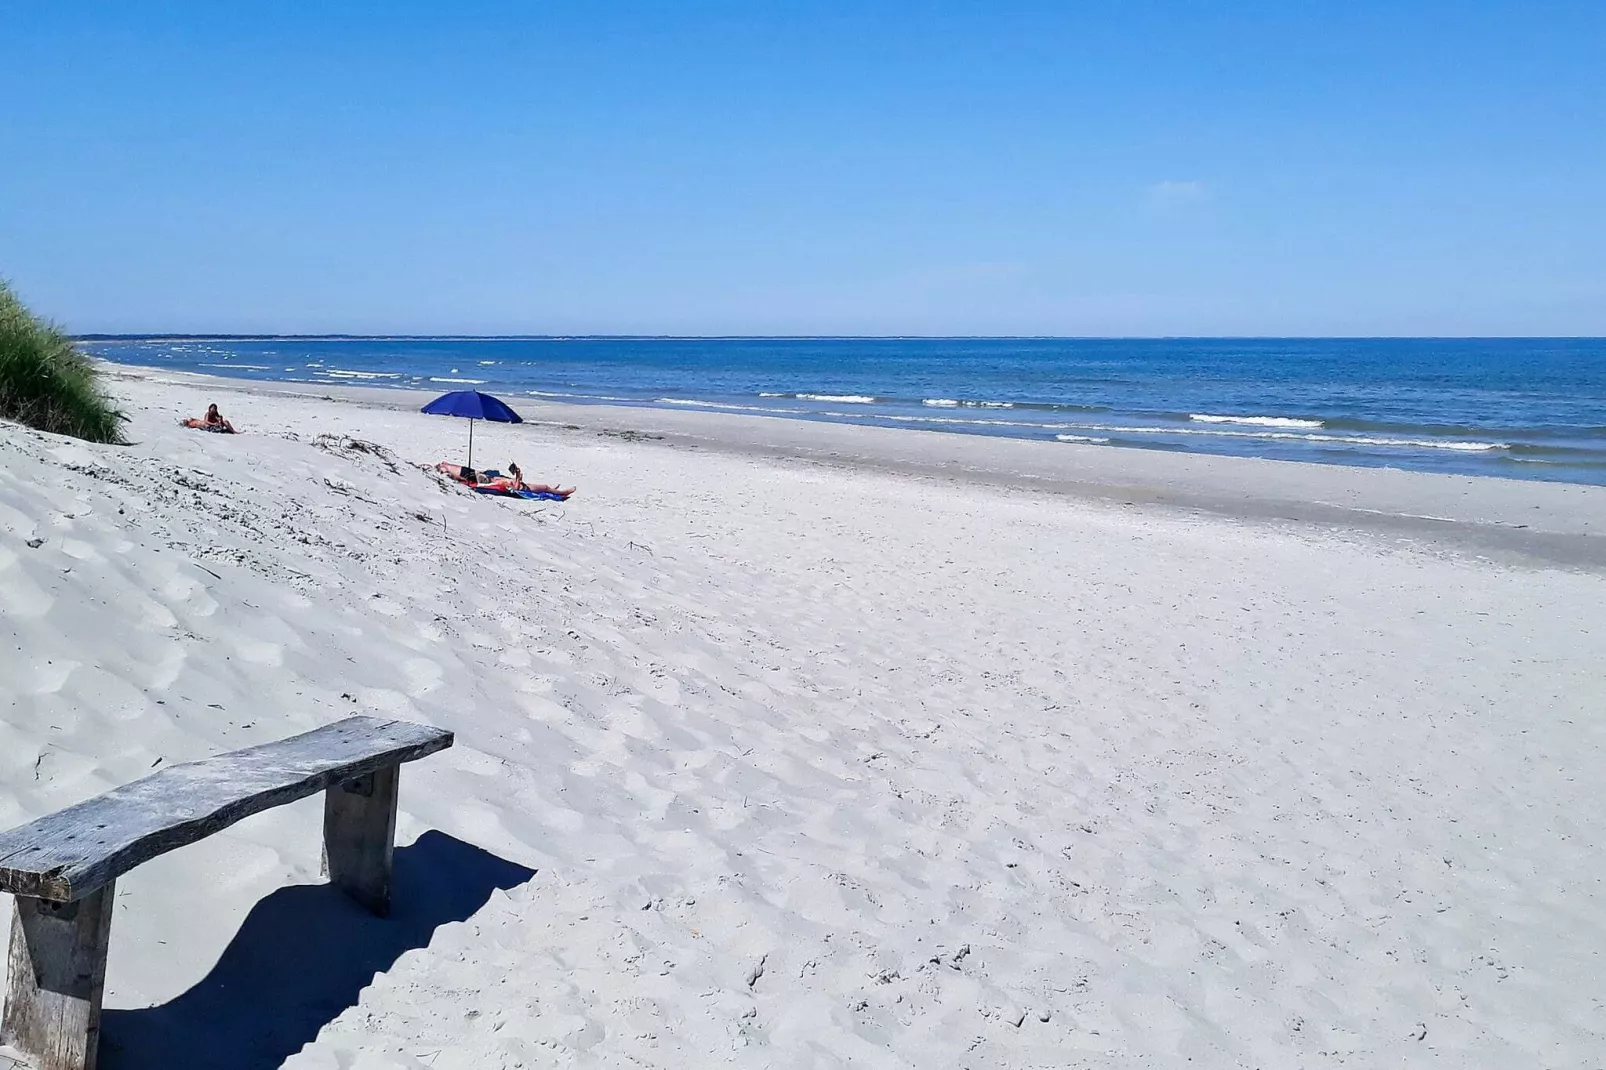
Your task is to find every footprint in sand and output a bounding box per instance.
[230,637,285,666]
[366,595,406,617]
[59,537,101,562]
[402,656,445,696]
[17,657,79,696]
[0,563,53,619]
[647,674,682,706]
[139,644,187,690]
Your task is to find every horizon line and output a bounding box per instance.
[74,333,1606,342]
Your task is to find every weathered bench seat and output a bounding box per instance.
[0,715,453,1070]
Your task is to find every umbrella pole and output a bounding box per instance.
[468,418,474,470]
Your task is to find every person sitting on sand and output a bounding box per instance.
[486,461,575,497]
[182,404,237,433]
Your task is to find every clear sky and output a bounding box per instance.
[3,2,1603,335]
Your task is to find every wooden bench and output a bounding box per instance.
[0,716,452,1070]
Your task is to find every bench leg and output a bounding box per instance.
[322,764,400,917]
[2,882,116,1070]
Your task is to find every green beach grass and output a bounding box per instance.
[0,282,125,443]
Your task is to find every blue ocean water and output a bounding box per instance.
[83,337,1606,485]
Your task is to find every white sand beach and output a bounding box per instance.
[3,364,1604,1069]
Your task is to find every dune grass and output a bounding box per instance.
[0,282,125,443]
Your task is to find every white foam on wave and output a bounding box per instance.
[324,369,402,380]
[201,363,272,371]
[526,389,636,403]
[1385,438,1508,452]
[1054,434,1111,444]
[429,377,487,384]
[796,393,877,404]
[654,398,798,415]
[1190,413,1324,429]
[923,398,1015,408]
[823,411,1070,431]
[1069,424,1509,451]
[758,392,786,397]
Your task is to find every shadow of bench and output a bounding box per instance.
[1,717,454,1070]
[99,830,534,1070]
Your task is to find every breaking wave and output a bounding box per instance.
[1189,413,1324,429]
[1069,424,1509,452]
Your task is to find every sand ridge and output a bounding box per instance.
[1,372,1603,1067]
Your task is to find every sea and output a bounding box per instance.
[82,336,1606,486]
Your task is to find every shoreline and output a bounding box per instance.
[79,337,1606,489]
[98,360,1606,570]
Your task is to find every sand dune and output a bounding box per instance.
[2,369,1603,1068]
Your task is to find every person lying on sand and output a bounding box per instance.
[434,460,575,498]
[181,404,237,433]
[435,461,481,483]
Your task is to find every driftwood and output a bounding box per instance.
[0,716,453,1070]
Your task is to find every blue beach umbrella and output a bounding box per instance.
[420,390,523,470]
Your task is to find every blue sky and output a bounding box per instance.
[3,2,1603,335]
